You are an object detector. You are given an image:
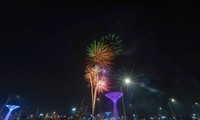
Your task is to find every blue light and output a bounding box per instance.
[105,112,111,117]
[6,105,20,111]
[5,105,20,120]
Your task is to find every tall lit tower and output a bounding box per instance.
[5,105,20,120]
[105,92,123,120]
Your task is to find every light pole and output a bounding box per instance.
[195,102,200,111]
[133,104,137,120]
[192,103,199,119]
[129,103,137,120]
[97,97,101,115]
[158,107,162,118]
[71,107,76,119]
[53,111,56,120]
[120,88,126,120]
[168,98,176,120]
[120,78,131,120]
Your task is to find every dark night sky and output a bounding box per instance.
[0,1,200,114]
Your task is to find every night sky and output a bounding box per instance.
[0,1,200,114]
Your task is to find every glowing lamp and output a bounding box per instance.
[124,78,130,84]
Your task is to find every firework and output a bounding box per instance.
[85,34,123,118]
[85,65,110,116]
[96,79,110,94]
[100,33,123,55]
[87,40,114,66]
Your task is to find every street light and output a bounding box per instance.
[195,102,200,110]
[97,97,101,114]
[158,107,164,119]
[129,103,137,120]
[120,77,132,120]
[71,107,76,118]
[120,88,126,120]
[192,102,199,119]
[53,111,56,120]
[168,98,176,120]
[72,107,76,115]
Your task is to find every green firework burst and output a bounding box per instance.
[86,40,114,66]
[100,33,123,55]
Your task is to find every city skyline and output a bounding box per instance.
[0,1,199,115]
